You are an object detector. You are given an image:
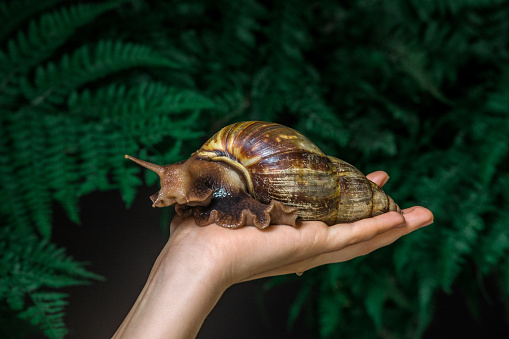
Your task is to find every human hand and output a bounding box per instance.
[167,170,434,287]
[114,171,433,339]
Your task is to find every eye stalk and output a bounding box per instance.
[124,155,164,177]
[124,154,197,208]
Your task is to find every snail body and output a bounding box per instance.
[126,121,400,229]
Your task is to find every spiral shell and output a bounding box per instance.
[196,121,397,225]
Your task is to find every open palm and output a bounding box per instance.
[167,171,433,286]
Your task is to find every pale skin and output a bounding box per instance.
[113,171,434,339]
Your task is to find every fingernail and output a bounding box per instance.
[381,176,389,187]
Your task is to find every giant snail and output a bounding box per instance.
[125,121,400,229]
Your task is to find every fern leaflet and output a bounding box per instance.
[22,40,181,106]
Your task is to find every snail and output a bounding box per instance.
[125,121,400,229]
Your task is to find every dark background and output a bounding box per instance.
[3,0,509,338]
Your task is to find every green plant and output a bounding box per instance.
[1,0,508,338]
[0,1,214,337]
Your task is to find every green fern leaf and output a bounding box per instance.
[415,275,438,338]
[318,290,344,338]
[486,68,509,113]
[0,2,125,93]
[440,211,485,292]
[287,280,312,330]
[1,220,102,338]
[23,40,180,106]
[67,83,212,156]
[68,82,215,120]
[6,109,53,238]
[0,0,67,42]
[43,115,81,224]
[364,282,387,331]
[478,213,509,273]
[0,122,33,228]
[19,291,68,339]
[114,160,143,208]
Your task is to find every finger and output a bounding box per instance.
[244,207,433,281]
[245,212,407,280]
[401,206,434,227]
[243,223,410,281]
[318,206,433,263]
[249,206,434,280]
[326,211,406,251]
[315,226,411,266]
[366,171,389,187]
[342,204,434,247]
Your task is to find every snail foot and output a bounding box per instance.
[191,190,299,229]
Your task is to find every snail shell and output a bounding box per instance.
[126,121,400,228]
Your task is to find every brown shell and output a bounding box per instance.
[196,121,398,225]
[126,121,400,228]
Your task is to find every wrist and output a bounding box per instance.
[159,243,230,304]
[162,229,233,291]
[113,236,229,339]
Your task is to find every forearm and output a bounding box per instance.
[113,240,227,339]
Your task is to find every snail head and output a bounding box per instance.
[125,155,211,208]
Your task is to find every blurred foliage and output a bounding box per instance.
[0,0,508,337]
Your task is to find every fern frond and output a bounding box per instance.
[286,280,312,330]
[0,1,124,83]
[407,0,508,18]
[318,290,344,338]
[478,213,509,274]
[19,292,68,339]
[441,207,486,292]
[415,275,438,337]
[69,82,213,146]
[364,281,388,331]
[4,229,102,288]
[6,109,53,238]
[42,114,81,223]
[0,220,101,338]
[393,228,434,283]
[386,37,449,103]
[477,121,508,185]
[0,120,33,229]
[476,174,509,273]
[68,82,215,121]
[214,0,266,66]
[22,40,181,106]
[114,161,142,208]
[0,0,67,42]
[78,123,132,199]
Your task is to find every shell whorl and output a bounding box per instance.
[196,121,342,225]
